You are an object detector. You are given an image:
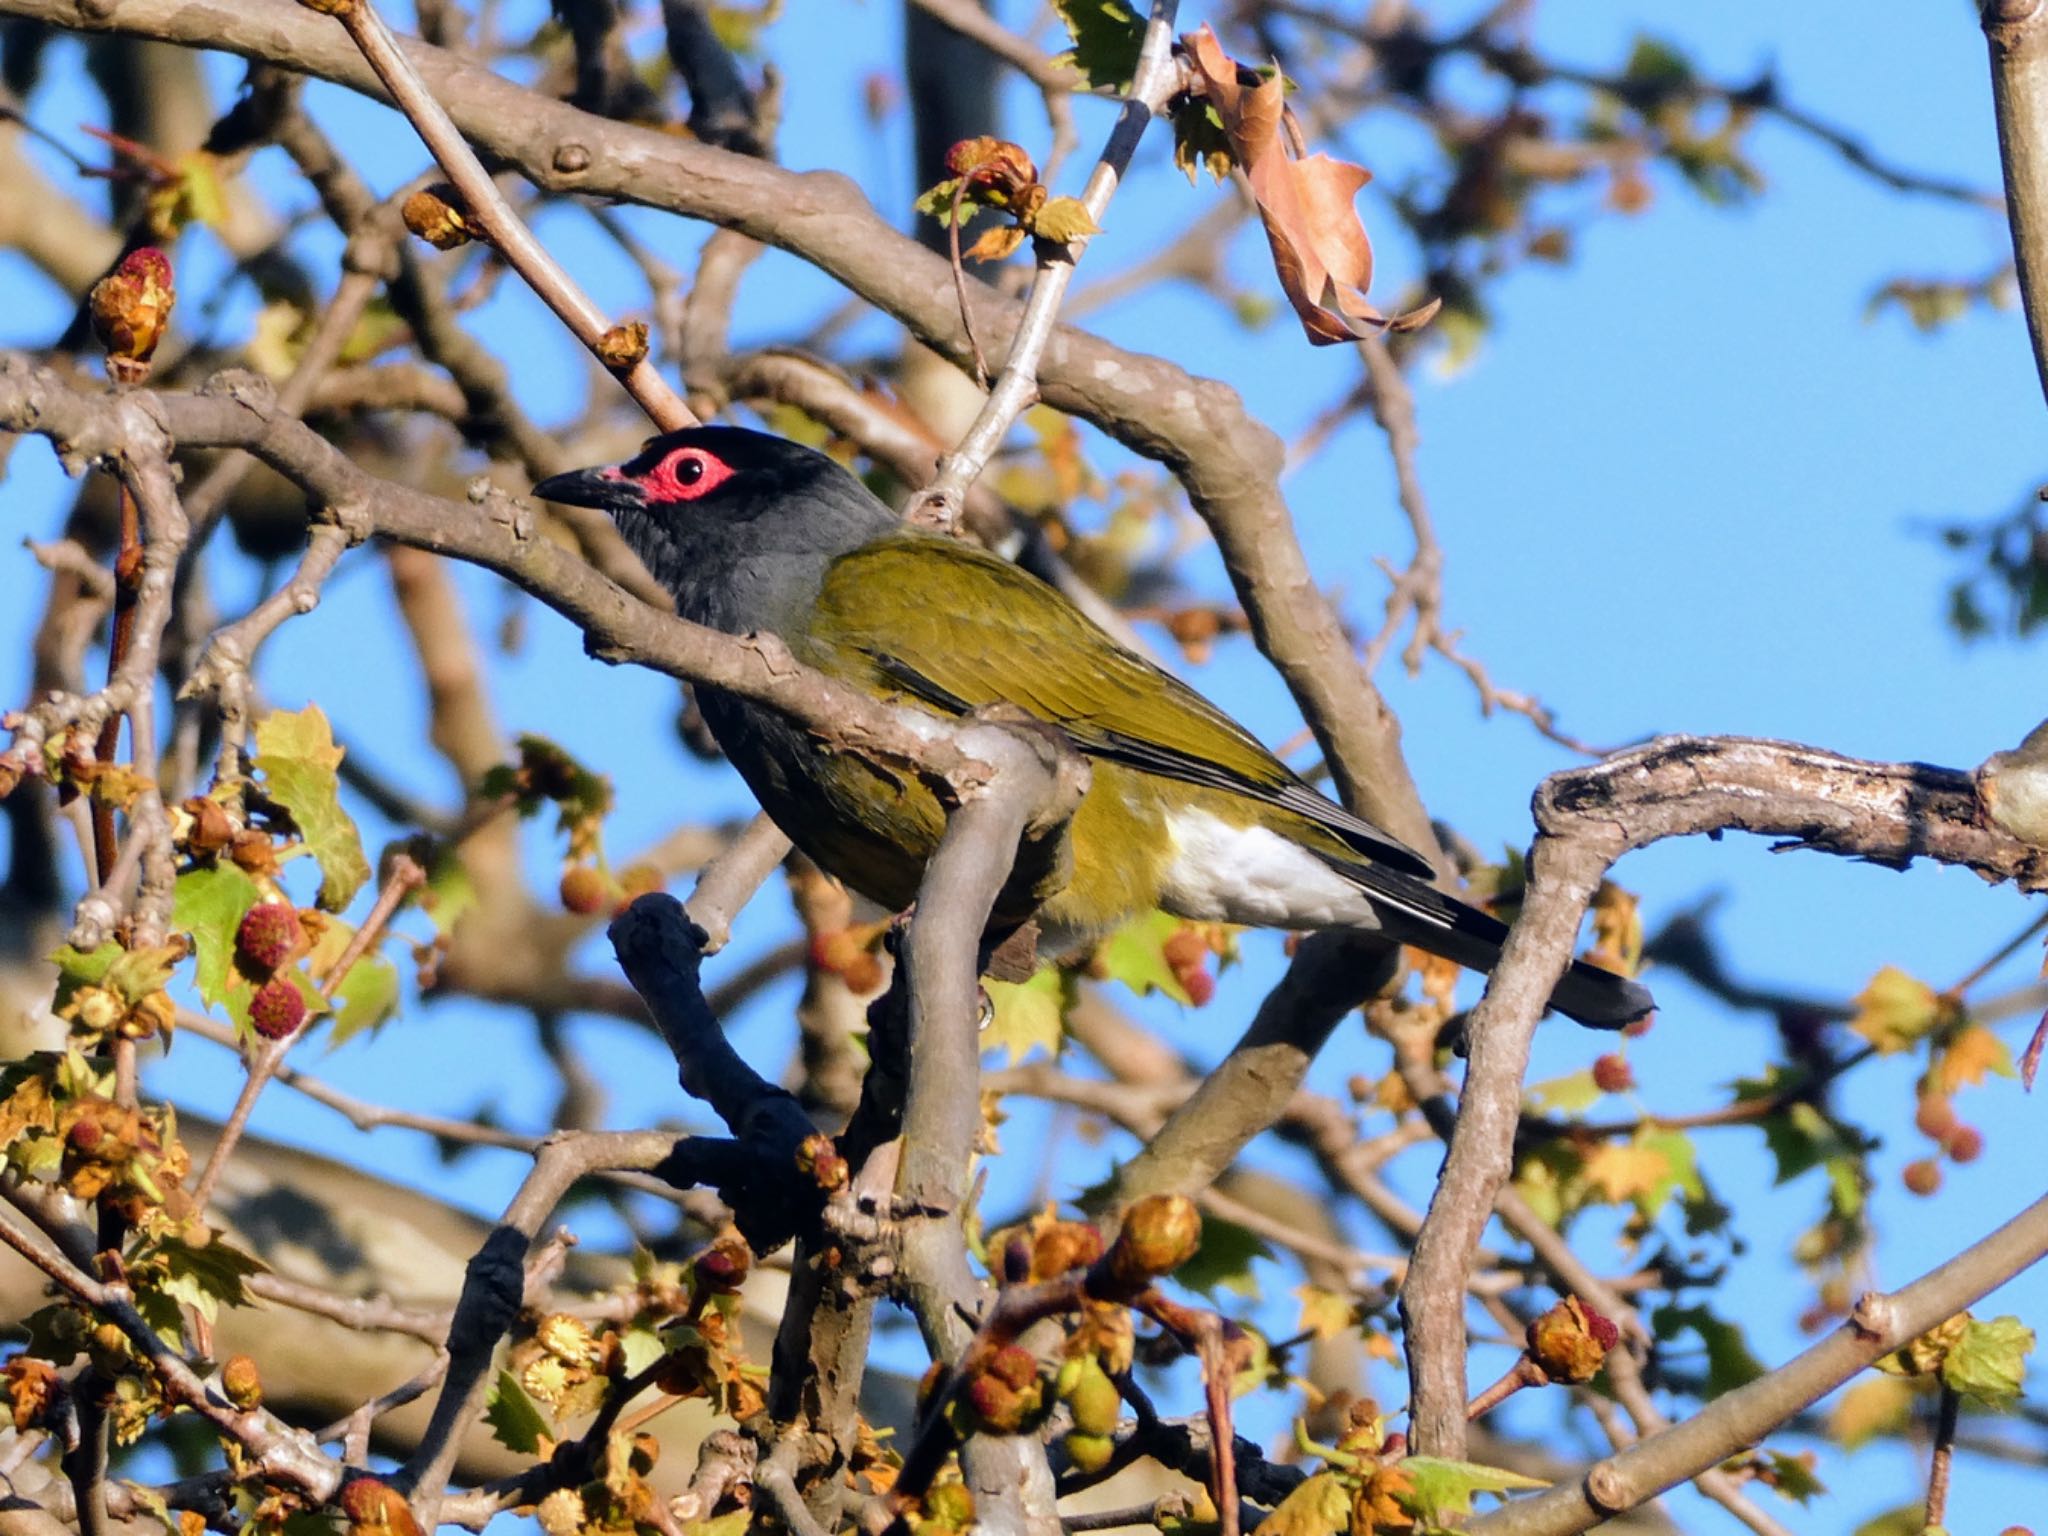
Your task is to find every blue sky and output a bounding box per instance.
[3,2,2045,1529]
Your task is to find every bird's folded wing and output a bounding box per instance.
[804,534,1435,880]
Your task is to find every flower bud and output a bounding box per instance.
[235,903,300,973]
[250,977,308,1041]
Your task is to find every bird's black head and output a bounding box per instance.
[533,426,897,634]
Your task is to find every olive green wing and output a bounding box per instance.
[802,533,1434,880]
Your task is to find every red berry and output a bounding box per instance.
[249,977,308,1040]
[1902,1158,1942,1197]
[1944,1124,1985,1164]
[234,903,298,972]
[1591,1053,1634,1093]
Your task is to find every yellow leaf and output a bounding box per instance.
[962,224,1029,264]
[1827,1374,1913,1450]
[1294,1284,1356,1342]
[1031,195,1101,244]
[1932,1022,2016,1093]
[1583,1138,1671,1205]
[1586,881,1643,976]
[1848,966,1943,1053]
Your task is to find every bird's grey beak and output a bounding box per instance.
[531,465,644,514]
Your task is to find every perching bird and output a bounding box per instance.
[535,427,1653,1028]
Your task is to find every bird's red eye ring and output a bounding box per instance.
[641,446,734,503]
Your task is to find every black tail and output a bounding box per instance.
[1346,862,1654,1030]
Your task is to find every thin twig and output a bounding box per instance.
[331,0,693,430]
[912,0,1184,528]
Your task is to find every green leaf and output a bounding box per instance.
[1528,1069,1603,1115]
[1170,96,1234,184]
[1396,1457,1548,1521]
[1942,1314,2034,1408]
[484,1369,553,1454]
[102,945,181,1006]
[255,706,370,911]
[147,1233,268,1324]
[51,943,122,989]
[1850,1503,1927,1536]
[618,1324,666,1378]
[174,864,262,1013]
[416,841,478,936]
[1621,34,1695,91]
[1172,1213,1268,1300]
[1098,910,1194,1005]
[983,969,1068,1064]
[1757,1448,1826,1504]
[1051,0,1144,90]
[307,917,400,1045]
[1248,1467,1349,1536]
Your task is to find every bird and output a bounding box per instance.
[534,426,1653,1029]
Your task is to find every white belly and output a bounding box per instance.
[1157,807,1380,930]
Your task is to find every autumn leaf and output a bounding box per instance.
[1931,1021,2016,1093]
[1827,1374,1914,1449]
[1181,26,1437,346]
[1248,1467,1348,1536]
[963,224,1029,264]
[1848,965,1946,1053]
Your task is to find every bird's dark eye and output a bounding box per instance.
[676,455,705,486]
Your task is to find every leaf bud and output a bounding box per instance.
[402,183,475,250]
[221,1354,263,1410]
[89,247,175,383]
[1525,1296,1619,1384]
[1093,1194,1201,1296]
[1030,1218,1104,1280]
[796,1132,848,1191]
[693,1231,751,1292]
[338,1477,422,1536]
[962,1344,1047,1433]
[595,322,649,372]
